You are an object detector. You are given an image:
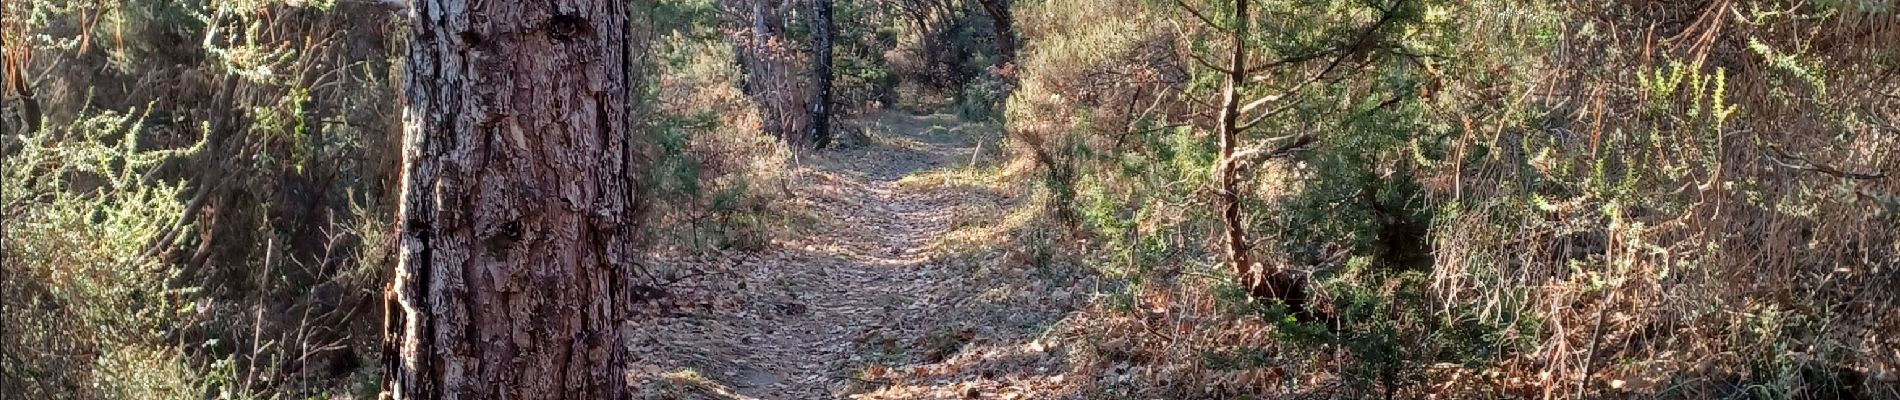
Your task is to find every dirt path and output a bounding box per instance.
[629,112,1080,399]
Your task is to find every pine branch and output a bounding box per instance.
[1170,0,1224,31]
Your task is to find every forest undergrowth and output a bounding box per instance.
[4,0,1897,399]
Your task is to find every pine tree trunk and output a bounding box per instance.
[1210,0,1311,313]
[1217,0,1253,292]
[808,0,834,149]
[383,0,638,398]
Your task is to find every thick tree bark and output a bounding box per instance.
[808,0,834,149]
[383,0,637,398]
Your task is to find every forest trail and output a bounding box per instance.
[630,112,1082,399]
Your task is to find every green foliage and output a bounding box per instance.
[1013,0,1540,394]
[7,1,405,397]
[646,11,798,253]
[1318,270,1513,392]
[1184,0,1518,391]
[953,74,1009,122]
[655,112,711,201]
[7,0,1894,397]
[1264,81,1511,395]
[1746,37,1828,98]
[650,108,783,252]
[0,109,255,399]
[880,0,1009,103]
[833,0,902,110]
[652,0,721,39]
[1074,120,1218,286]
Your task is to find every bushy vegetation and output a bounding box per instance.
[648,0,803,252]
[6,0,402,397]
[4,110,208,399]
[1004,0,1898,397]
[5,0,1894,398]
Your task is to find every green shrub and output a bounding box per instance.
[954,74,1009,122]
[0,109,253,399]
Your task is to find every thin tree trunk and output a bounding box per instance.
[808,0,834,149]
[743,0,774,99]
[383,0,638,398]
[6,65,41,135]
[1209,0,1311,313]
[1216,0,1253,292]
[733,0,802,144]
[976,0,1014,70]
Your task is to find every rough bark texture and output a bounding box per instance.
[808,0,834,149]
[384,0,636,398]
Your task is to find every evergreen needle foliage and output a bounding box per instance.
[4,0,1895,398]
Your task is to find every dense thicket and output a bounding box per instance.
[4,1,405,397]
[1007,0,1897,397]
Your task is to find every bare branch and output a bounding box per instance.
[1235,54,1346,131]
[1190,51,1236,75]
[1162,84,1218,109]
[1763,144,1887,180]
[1228,134,1313,163]
[1236,97,1305,132]
[1170,0,1223,31]
[1244,50,1332,75]
[1237,94,1281,116]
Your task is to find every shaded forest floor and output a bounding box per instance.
[630,112,1093,399]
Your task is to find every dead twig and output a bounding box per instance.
[1761,143,1888,180]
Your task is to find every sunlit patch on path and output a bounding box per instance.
[628,112,1086,399]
